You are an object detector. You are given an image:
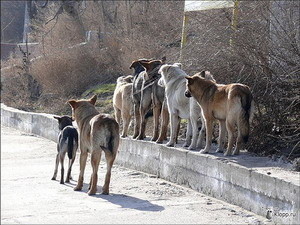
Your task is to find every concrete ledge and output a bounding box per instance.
[1,103,299,224]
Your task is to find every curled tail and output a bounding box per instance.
[239,93,254,143]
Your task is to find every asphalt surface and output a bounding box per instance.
[1,126,272,224]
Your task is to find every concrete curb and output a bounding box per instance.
[1,103,299,224]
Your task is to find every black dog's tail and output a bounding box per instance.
[67,130,78,159]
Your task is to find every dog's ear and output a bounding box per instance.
[124,75,133,83]
[89,95,97,105]
[129,61,136,69]
[53,116,61,121]
[139,61,151,71]
[173,63,182,69]
[199,71,206,78]
[68,100,77,108]
[185,76,194,85]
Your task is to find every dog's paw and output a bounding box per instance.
[199,149,209,154]
[88,190,97,196]
[121,134,127,138]
[151,137,158,142]
[51,177,56,180]
[224,150,231,156]
[65,179,70,183]
[74,186,82,191]
[60,180,64,184]
[232,148,240,155]
[188,145,196,150]
[101,191,109,195]
[216,148,224,153]
[136,135,144,140]
[166,142,174,147]
[156,139,163,144]
[182,142,190,147]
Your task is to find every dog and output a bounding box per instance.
[51,115,78,184]
[130,58,152,139]
[185,71,254,156]
[113,75,134,137]
[68,95,119,195]
[158,63,208,150]
[129,57,168,142]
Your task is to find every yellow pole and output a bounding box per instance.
[180,13,189,62]
[230,0,239,46]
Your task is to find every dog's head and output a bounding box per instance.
[184,75,198,98]
[185,72,215,99]
[138,57,166,78]
[158,63,185,85]
[53,115,73,130]
[129,58,152,76]
[117,75,133,84]
[68,95,97,121]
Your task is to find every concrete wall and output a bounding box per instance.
[1,103,299,224]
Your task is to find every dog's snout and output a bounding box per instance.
[185,90,191,98]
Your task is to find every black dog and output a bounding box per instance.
[51,116,78,184]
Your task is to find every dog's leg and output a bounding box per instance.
[188,117,199,150]
[74,150,88,191]
[156,101,169,144]
[102,151,116,195]
[224,120,235,156]
[233,122,242,155]
[216,120,226,153]
[121,112,131,138]
[151,101,162,142]
[114,107,121,125]
[183,120,192,147]
[88,175,92,190]
[137,102,151,140]
[197,115,206,149]
[51,153,59,180]
[88,150,101,195]
[167,114,179,147]
[200,117,213,154]
[65,156,75,183]
[59,153,65,184]
[175,120,180,144]
[132,104,140,139]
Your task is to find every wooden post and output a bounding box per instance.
[230,0,239,47]
[180,12,189,62]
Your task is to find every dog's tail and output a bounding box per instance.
[100,123,120,157]
[67,129,78,159]
[239,91,254,143]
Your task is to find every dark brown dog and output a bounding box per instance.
[129,57,168,142]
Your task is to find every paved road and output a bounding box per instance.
[1,126,271,224]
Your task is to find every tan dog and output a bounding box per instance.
[185,71,254,156]
[68,95,119,195]
[113,75,134,137]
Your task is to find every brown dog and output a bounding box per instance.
[68,95,119,195]
[185,71,254,156]
[113,75,134,137]
[129,57,168,142]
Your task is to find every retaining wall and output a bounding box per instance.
[1,103,299,224]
